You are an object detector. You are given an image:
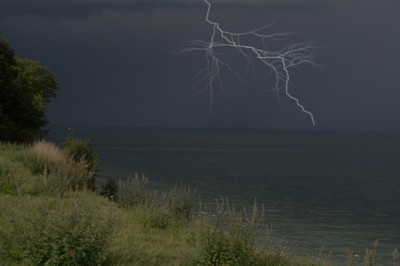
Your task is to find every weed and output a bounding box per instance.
[117,173,150,208]
[393,248,399,266]
[193,199,265,265]
[0,193,115,265]
[63,138,98,190]
[117,175,195,229]
[364,240,379,266]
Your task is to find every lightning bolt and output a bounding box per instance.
[177,0,318,125]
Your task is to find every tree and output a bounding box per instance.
[0,35,59,143]
[0,35,18,141]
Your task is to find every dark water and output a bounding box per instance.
[49,126,400,264]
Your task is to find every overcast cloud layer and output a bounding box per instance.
[0,0,334,19]
[1,0,400,130]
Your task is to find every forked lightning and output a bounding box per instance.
[178,0,318,125]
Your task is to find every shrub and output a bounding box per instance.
[0,193,115,265]
[0,158,18,194]
[100,177,118,201]
[364,240,379,266]
[116,175,195,229]
[141,204,175,229]
[0,146,33,195]
[63,138,98,190]
[165,185,195,221]
[193,199,265,266]
[117,173,150,208]
[15,141,97,196]
[393,249,399,266]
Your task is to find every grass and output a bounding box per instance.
[106,207,197,265]
[0,193,115,265]
[0,140,398,265]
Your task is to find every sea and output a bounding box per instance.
[48,126,400,264]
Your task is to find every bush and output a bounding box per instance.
[117,174,150,208]
[100,177,119,201]
[0,158,18,194]
[364,240,379,266]
[193,199,265,266]
[142,205,175,229]
[0,144,35,195]
[0,193,115,265]
[14,141,97,196]
[165,185,195,221]
[63,138,98,190]
[116,175,195,229]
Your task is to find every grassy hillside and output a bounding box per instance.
[0,141,393,265]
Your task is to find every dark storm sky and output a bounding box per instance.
[1,0,400,130]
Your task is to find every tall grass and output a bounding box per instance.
[0,193,115,265]
[63,137,98,190]
[0,143,34,195]
[106,206,196,265]
[0,140,98,196]
[363,240,379,266]
[193,198,266,265]
[116,173,195,229]
[117,173,151,207]
[393,249,399,266]
[30,140,96,192]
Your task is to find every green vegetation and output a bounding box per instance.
[0,194,114,265]
[64,137,98,190]
[0,140,398,265]
[0,35,59,143]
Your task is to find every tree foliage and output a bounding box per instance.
[0,35,59,143]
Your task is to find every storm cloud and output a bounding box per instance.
[1,0,400,130]
[0,0,332,19]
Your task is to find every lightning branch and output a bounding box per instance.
[177,0,318,125]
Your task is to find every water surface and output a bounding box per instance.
[49,126,400,264]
